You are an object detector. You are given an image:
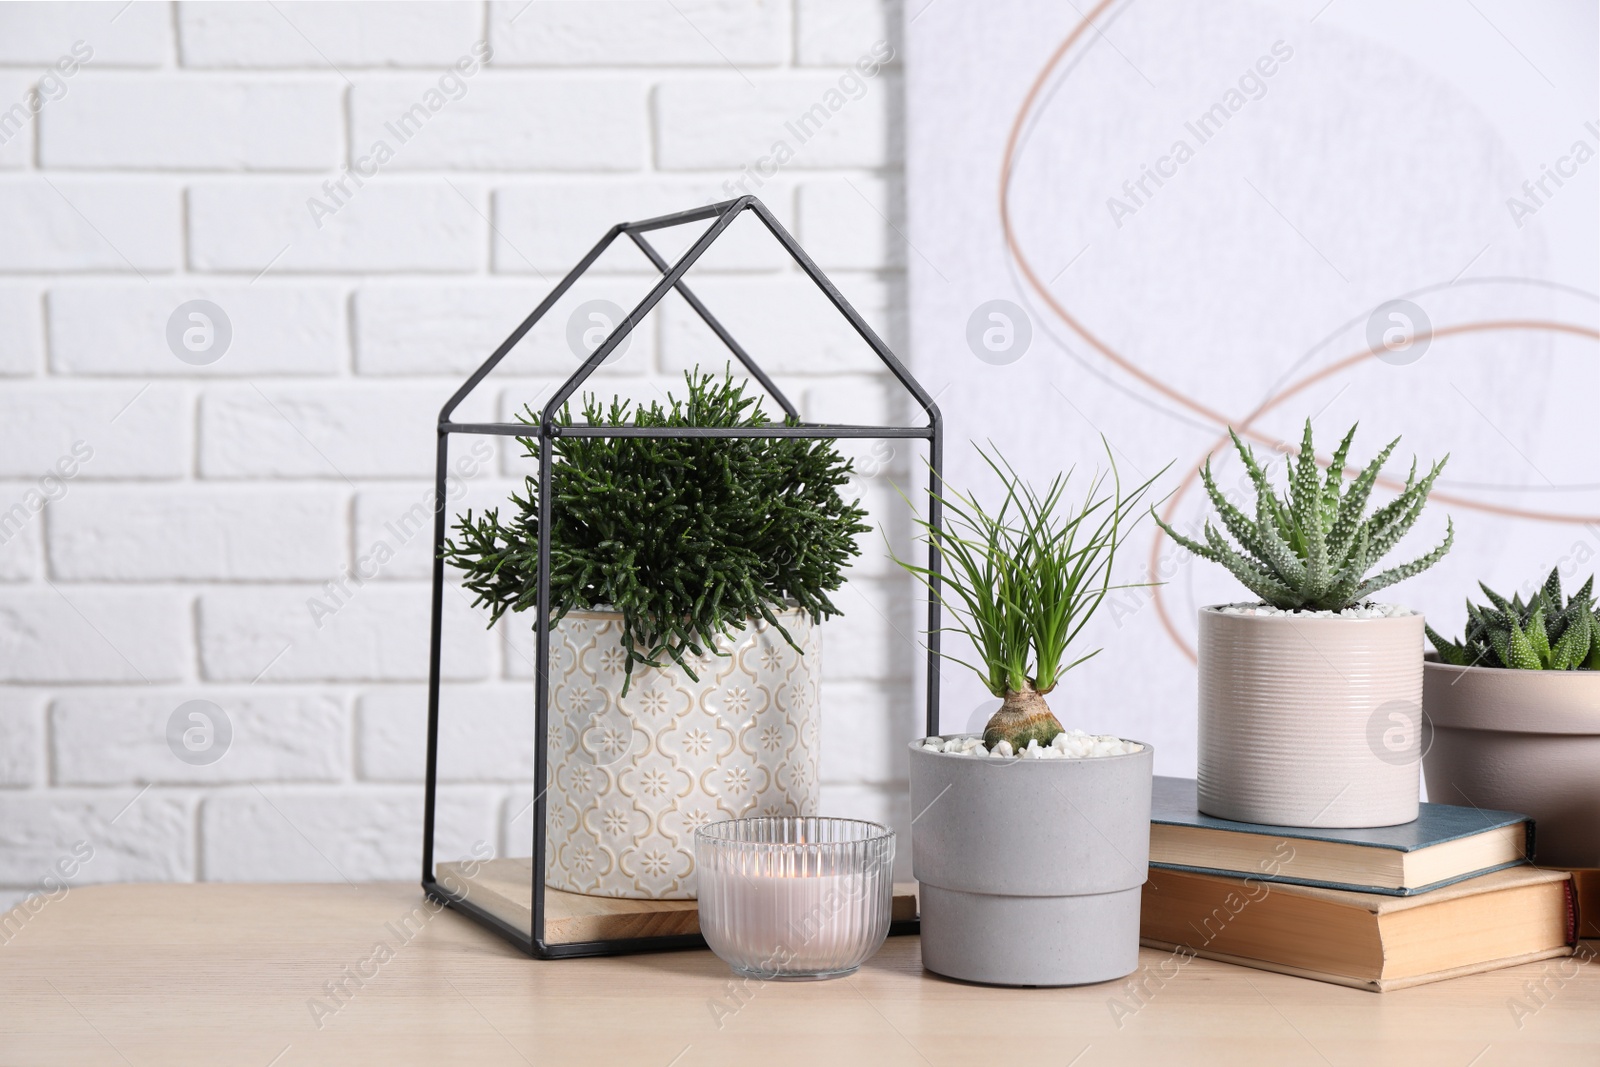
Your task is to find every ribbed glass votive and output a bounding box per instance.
[694,816,895,980]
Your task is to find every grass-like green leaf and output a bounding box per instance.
[892,440,1166,701]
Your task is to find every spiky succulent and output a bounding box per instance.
[1154,419,1453,612]
[1427,569,1600,670]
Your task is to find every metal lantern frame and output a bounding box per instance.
[420,195,944,959]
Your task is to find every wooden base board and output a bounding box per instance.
[437,858,919,945]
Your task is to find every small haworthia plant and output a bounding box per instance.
[1427,569,1600,670]
[442,369,869,693]
[1154,420,1453,612]
[893,443,1164,750]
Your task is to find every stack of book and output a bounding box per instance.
[1141,777,1579,991]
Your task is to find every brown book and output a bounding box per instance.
[1140,865,1575,992]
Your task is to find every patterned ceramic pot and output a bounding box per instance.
[545,608,822,899]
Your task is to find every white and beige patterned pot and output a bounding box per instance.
[1198,606,1424,828]
[545,608,821,899]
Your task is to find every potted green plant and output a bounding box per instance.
[444,370,868,899]
[1154,420,1452,828]
[1424,571,1600,866]
[897,445,1162,986]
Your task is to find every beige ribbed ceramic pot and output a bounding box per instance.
[1198,606,1424,827]
[1422,662,1600,867]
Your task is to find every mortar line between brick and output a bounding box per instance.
[41,692,56,787]
[166,0,181,70]
[189,595,204,684]
[340,79,352,170]
[194,792,206,881]
[344,688,358,785]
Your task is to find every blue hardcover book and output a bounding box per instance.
[1149,776,1533,896]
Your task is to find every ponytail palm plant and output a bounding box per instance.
[894,444,1165,750]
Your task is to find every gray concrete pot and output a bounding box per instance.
[1422,661,1600,867]
[1198,606,1424,828]
[907,738,1153,986]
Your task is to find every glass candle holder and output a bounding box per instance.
[694,816,895,980]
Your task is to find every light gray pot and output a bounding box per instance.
[1198,606,1424,828]
[908,739,1153,986]
[1422,661,1600,867]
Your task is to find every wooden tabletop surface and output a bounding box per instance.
[2,882,1596,1066]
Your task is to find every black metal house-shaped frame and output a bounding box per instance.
[420,195,944,959]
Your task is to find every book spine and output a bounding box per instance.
[1572,870,1600,940]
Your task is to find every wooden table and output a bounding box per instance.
[2,883,1596,1066]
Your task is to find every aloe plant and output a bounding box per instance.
[893,443,1164,750]
[1427,569,1600,670]
[1154,420,1452,612]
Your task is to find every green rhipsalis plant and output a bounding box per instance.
[893,444,1164,750]
[1427,569,1600,670]
[1154,420,1453,611]
[442,369,869,693]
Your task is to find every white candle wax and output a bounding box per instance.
[696,818,895,979]
[717,865,868,975]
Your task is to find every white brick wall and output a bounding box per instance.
[0,2,170,67]
[49,283,347,376]
[653,76,896,170]
[48,486,347,580]
[42,77,345,169]
[349,77,646,171]
[0,287,43,374]
[0,589,190,682]
[0,178,181,271]
[0,382,188,477]
[0,75,37,170]
[51,691,348,784]
[0,0,912,901]
[178,3,484,68]
[187,180,487,273]
[489,1,790,67]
